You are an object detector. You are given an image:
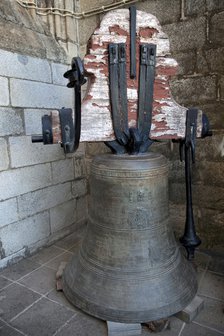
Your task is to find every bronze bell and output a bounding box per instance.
[62,152,197,323]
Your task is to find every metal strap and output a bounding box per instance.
[180,108,198,163]
[185,108,198,163]
[128,127,142,154]
[42,115,53,145]
[73,84,81,151]
[109,43,128,145]
[130,6,136,79]
[59,108,74,153]
[64,57,86,153]
[138,44,156,143]
[118,43,129,141]
[104,140,127,154]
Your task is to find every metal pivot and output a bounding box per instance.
[179,108,201,260]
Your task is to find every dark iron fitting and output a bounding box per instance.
[108,43,129,146]
[31,114,53,145]
[42,115,53,145]
[137,43,156,151]
[63,57,87,152]
[180,144,201,260]
[130,5,137,79]
[201,113,213,138]
[179,108,201,259]
[59,108,74,153]
[118,43,129,141]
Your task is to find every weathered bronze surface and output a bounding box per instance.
[63,153,197,323]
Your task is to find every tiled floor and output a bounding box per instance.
[0,231,223,336]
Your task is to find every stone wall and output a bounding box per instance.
[159,0,224,252]
[0,0,88,269]
[78,0,224,253]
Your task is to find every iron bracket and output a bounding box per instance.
[59,108,74,153]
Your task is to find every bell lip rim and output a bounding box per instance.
[62,273,198,323]
[62,253,198,323]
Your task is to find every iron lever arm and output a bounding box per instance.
[130,5,136,79]
[63,57,87,153]
[179,108,201,260]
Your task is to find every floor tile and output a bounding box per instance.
[68,241,82,253]
[45,252,73,271]
[11,297,75,336]
[0,233,223,336]
[199,271,224,301]
[0,283,40,322]
[195,251,211,270]
[55,229,85,251]
[0,318,6,327]
[208,256,224,275]
[18,266,56,295]
[0,275,12,289]
[0,322,25,335]
[28,245,64,265]
[181,322,223,336]
[197,268,206,286]
[46,288,79,312]
[0,258,40,281]
[195,296,224,333]
[55,310,107,336]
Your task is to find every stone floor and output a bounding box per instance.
[0,231,223,336]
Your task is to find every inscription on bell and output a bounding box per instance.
[127,186,167,204]
[128,207,149,229]
[128,190,152,202]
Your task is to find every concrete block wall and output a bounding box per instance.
[0,49,88,268]
[78,0,224,253]
[0,1,88,269]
